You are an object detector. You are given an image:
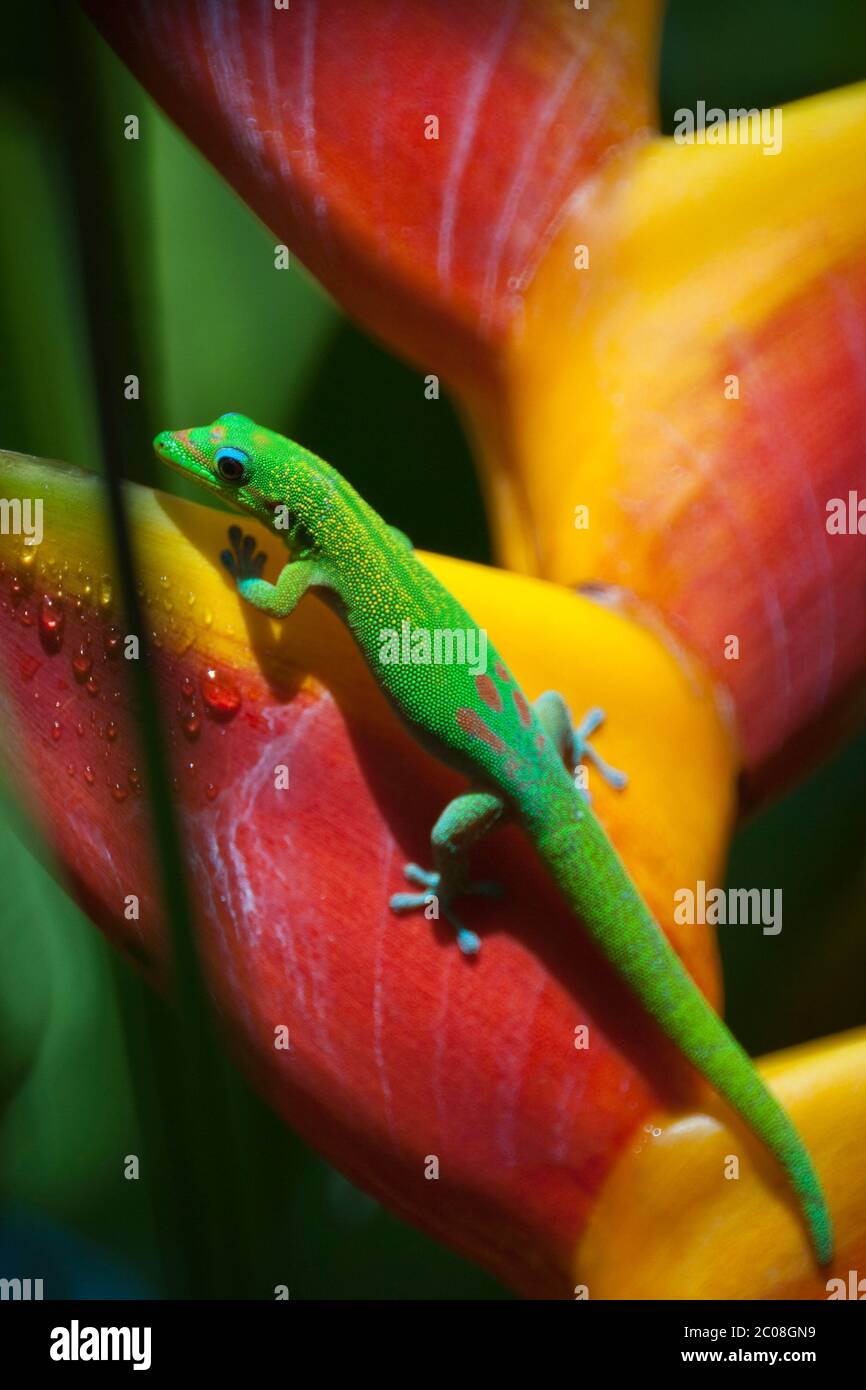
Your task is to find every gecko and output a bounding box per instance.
[154,411,832,1265]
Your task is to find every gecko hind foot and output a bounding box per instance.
[573,707,628,797]
[390,864,502,956]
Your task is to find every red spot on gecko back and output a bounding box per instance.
[475,673,503,712]
[512,688,532,727]
[456,707,506,753]
[495,661,509,682]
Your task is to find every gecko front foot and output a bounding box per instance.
[390,865,502,957]
[220,525,267,589]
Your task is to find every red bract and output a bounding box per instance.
[81,0,662,388]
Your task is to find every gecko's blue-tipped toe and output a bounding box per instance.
[389,891,432,912]
[456,927,481,956]
[402,864,439,889]
[597,763,628,791]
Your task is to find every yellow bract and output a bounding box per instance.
[575,1027,866,1299]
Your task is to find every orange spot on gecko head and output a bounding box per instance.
[177,430,210,466]
[475,673,503,713]
[456,707,506,754]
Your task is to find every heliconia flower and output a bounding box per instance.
[81,0,866,796]
[1,448,740,1297]
[23,2,860,1296]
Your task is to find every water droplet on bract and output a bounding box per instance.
[181,708,201,740]
[201,667,241,722]
[39,596,64,652]
[72,644,92,681]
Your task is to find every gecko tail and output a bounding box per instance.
[695,1032,833,1265]
[543,816,833,1265]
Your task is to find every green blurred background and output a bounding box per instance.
[0,0,864,1299]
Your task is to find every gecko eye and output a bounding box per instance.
[214,447,250,483]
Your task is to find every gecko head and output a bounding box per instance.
[155,413,265,506]
[154,413,320,549]
[154,411,333,564]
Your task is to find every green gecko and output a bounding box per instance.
[154,412,832,1265]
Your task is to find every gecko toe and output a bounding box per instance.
[402,864,440,889]
[390,891,432,912]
